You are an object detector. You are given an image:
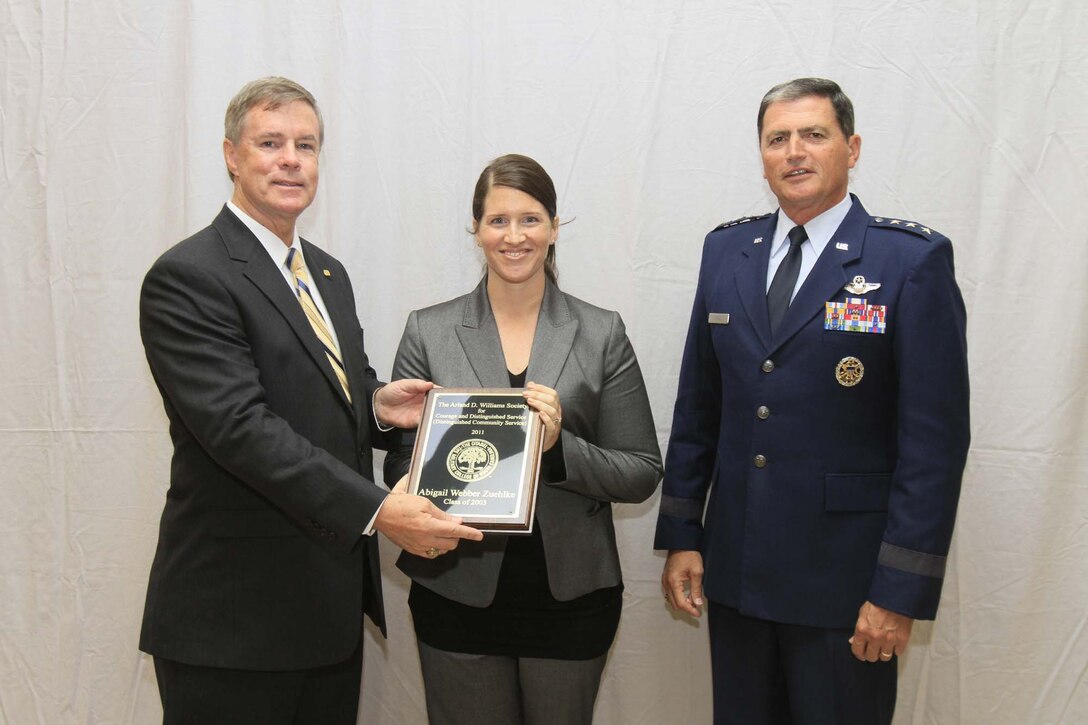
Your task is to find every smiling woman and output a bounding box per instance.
[474,185,558,290]
[383,154,663,725]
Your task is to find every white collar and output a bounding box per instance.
[771,194,853,258]
[227,201,302,269]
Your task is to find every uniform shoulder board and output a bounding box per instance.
[870,216,944,239]
[712,212,772,232]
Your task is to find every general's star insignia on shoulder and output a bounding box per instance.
[871,216,941,238]
[712,212,772,232]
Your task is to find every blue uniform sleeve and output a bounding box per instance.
[654,233,724,551]
[868,235,970,619]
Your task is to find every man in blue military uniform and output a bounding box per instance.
[656,78,970,724]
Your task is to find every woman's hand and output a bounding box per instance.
[523,382,563,451]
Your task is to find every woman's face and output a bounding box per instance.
[474,185,557,288]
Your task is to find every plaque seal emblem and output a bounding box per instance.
[447,439,500,482]
[835,356,865,387]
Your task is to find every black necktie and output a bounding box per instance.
[767,225,807,333]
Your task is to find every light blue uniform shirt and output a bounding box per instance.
[765,194,853,301]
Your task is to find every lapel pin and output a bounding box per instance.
[753,237,763,244]
[323,269,332,277]
[844,275,880,294]
[835,242,849,251]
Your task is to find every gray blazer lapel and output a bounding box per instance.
[454,280,511,387]
[525,280,577,389]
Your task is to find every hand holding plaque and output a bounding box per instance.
[406,388,544,533]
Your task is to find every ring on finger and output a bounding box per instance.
[880,651,893,659]
[425,547,439,559]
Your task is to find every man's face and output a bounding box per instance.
[760,95,860,225]
[223,100,320,238]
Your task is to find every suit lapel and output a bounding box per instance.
[525,281,576,389]
[453,278,577,389]
[455,280,512,387]
[769,196,867,351]
[215,208,353,415]
[735,213,778,350]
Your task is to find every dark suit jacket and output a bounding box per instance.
[655,195,970,628]
[385,279,662,606]
[139,206,391,671]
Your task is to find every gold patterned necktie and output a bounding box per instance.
[286,247,352,402]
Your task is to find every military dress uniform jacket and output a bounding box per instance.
[654,195,970,628]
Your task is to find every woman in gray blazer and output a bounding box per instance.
[384,154,663,725]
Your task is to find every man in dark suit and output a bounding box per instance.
[656,78,970,724]
[138,76,482,724]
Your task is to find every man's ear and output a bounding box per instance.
[223,138,238,179]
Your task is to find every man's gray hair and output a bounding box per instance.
[757,78,855,139]
[223,77,323,180]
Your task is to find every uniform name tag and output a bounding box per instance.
[708,313,730,325]
[825,298,886,334]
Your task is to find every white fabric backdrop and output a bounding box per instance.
[2,1,1086,722]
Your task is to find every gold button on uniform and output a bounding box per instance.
[757,406,770,419]
[761,360,775,373]
[753,454,767,468]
